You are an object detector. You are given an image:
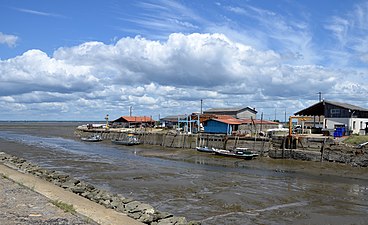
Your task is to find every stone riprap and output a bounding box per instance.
[0,152,200,225]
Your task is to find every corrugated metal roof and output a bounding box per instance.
[239,119,279,125]
[123,116,154,122]
[215,115,237,119]
[213,118,242,125]
[160,115,187,121]
[295,100,368,116]
[114,116,155,123]
[206,115,279,125]
[205,107,244,112]
[210,115,242,125]
[204,107,257,113]
[325,100,368,111]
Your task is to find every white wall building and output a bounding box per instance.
[295,100,368,135]
[203,107,257,119]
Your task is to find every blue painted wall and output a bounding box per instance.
[204,120,231,134]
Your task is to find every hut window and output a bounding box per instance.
[330,109,340,117]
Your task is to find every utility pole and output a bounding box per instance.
[105,114,109,129]
[129,106,132,116]
[318,92,322,102]
[284,108,287,124]
[200,99,203,114]
[260,112,263,132]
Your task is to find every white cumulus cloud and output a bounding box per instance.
[0,32,19,47]
[0,33,367,120]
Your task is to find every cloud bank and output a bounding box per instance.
[0,33,367,120]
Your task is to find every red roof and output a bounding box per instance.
[239,119,279,125]
[211,115,242,125]
[203,114,280,125]
[113,116,155,123]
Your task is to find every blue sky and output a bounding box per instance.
[0,0,367,121]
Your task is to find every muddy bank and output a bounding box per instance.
[0,152,199,225]
[270,136,368,167]
[76,126,368,167]
[134,144,368,181]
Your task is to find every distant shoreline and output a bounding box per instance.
[0,120,104,122]
[0,120,105,123]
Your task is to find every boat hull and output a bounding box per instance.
[213,149,258,160]
[81,138,102,142]
[111,140,140,146]
[196,147,214,153]
[81,134,102,142]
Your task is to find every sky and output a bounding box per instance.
[0,0,367,121]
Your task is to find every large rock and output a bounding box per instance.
[70,186,86,194]
[138,213,155,223]
[125,201,141,212]
[157,216,187,225]
[134,203,155,214]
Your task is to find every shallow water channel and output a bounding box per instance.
[0,122,367,224]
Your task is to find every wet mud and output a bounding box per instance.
[0,122,367,224]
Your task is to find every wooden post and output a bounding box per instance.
[282,136,287,158]
[320,138,326,162]
[182,134,185,148]
[170,134,176,147]
[161,134,165,146]
[233,136,238,149]
[223,135,227,150]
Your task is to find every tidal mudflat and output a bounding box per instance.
[0,122,367,225]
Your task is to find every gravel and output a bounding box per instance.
[0,175,96,225]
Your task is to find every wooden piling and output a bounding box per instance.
[320,138,326,162]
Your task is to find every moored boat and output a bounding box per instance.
[196,146,215,153]
[112,134,140,146]
[213,147,258,160]
[81,134,102,142]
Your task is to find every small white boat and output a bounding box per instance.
[196,146,215,153]
[112,134,140,146]
[357,141,368,149]
[81,134,102,142]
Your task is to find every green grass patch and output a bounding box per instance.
[343,135,368,145]
[50,200,76,214]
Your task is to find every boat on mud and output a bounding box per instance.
[81,134,102,142]
[196,146,215,153]
[112,134,140,146]
[213,147,258,160]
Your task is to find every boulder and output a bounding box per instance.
[157,216,187,225]
[70,186,86,194]
[133,203,155,214]
[127,212,142,220]
[125,201,141,212]
[153,211,173,221]
[138,213,155,223]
